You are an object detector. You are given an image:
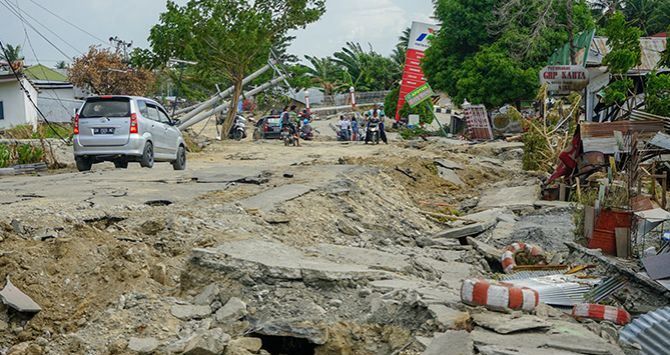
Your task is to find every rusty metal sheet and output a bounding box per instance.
[463,105,493,140]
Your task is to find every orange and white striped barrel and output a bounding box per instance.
[461,279,539,312]
[501,243,545,274]
[572,304,631,325]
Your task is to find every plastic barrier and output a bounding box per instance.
[572,303,631,325]
[461,279,539,312]
[501,242,545,274]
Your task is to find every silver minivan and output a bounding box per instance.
[73,96,186,172]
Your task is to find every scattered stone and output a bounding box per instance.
[139,219,166,236]
[32,228,57,241]
[428,304,471,330]
[127,337,159,353]
[193,283,220,306]
[436,166,465,186]
[171,304,212,320]
[0,320,7,331]
[10,219,24,235]
[423,331,473,355]
[183,328,230,355]
[416,236,437,248]
[215,297,247,324]
[0,277,41,313]
[229,337,262,353]
[150,263,168,285]
[254,321,327,345]
[478,185,539,210]
[263,215,291,224]
[472,312,550,334]
[337,220,360,236]
[328,299,343,308]
[283,172,294,178]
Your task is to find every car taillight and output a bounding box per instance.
[264,124,269,132]
[130,113,138,134]
[74,114,79,135]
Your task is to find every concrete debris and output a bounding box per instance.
[229,337,263,353]
[471,312,550,334]
[436,166,465,186]
[423,330,474,355]
[127,337,159,353]
[477,185,539,210]
[183,328,230,355]
[193,284,220,306]
[434,158,464,170]
[0,277,41,313]
[150,263,168,285]
[170,304,212,320]
[427,304,471,330]
[239,184,312,212]
[434,221,496,241]
[214,297,247,324]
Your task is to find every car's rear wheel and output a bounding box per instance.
[114,160,128,169]
[172,145,186,171]
[76,157,92,172]
[140,142,154,168]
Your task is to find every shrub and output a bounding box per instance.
[16,144,44,165]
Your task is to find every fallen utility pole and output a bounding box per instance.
[177,63,273,124]
[178,75,287,130]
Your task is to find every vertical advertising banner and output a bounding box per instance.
[396,21,441,121]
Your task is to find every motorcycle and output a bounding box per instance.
[366,120,380,145]
[228,115,247,141]
[300,127,314,141]
[281,126,297,146]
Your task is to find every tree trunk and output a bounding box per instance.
[222,77,244,140]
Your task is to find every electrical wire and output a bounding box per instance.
[14,0,72,116]
[28,0,113,48]
[1,0,83,56]
[0,0,74,60]
[0,39,71,145]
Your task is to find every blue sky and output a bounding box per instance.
[1,0,434,65]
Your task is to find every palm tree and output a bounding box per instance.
[589,0,624,16]
[391,27,411,66]
[56,61,68,70]
[301,55,344,95]
[0,44,24,63]
[332,42,367,90]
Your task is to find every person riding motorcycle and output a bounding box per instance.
[280,105,300,147]
[300,119,314,140]
[365,109,388,144]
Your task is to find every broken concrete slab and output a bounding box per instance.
[434,159,464,170]
[477,185,540,210]
[170,304,212,320]
[428,304,471,330]
[465,237,501,261]
[434,221,496,241]
[193,284,220,306]
[183,328,230,355]
[214,297,247,324]
[476,345,575,355]
[193,167,264,184]
[471,321,625,355]
[0,278,41,313]
[436,166,465,186]
[128,337,159,353]
[311,244,411,274]
[471,312,550,334]
[239,184,313,213]
[423,331,474,355]
[463,208,517,224]
[189,239,392,284]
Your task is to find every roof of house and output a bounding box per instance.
[23,64,68,82]
[588,36,668,74]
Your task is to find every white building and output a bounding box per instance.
[0,71,39,130]
[24,64,84,123]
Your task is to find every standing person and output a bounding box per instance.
[371,105,388,144]
[351,116,359,141]
[338,115,351,141]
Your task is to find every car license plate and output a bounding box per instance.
[94,127,115,135]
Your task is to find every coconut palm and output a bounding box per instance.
[301,55,345,95]
[0,44,24,63]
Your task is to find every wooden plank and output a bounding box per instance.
[584,206,595,241]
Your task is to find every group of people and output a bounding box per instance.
[279,105,314,147]
[338,105,388,144]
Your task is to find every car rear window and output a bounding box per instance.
[267,118,280,125]
[80,98,131,118]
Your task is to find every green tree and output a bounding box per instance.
[0,44,23,63]
[601,12,643,106]
[391,27,411,66]
[147,0,325,137]
[645,73,670,116]
[384,86,434,124]
[423,0,594,108]
[302,55,345,95]
[55,61,67,70]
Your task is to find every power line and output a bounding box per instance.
[28,0,113,48]
[0,39,71,145]
[0,0,74,60]
[2,0,83,56]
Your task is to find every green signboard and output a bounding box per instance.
[405,83,435,108]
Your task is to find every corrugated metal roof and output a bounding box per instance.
[620,307,670,355]
[498,270,567,281]
[505,275,600,307]
[589,37,668,74]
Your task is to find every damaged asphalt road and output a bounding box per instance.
[0,138,629,354]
